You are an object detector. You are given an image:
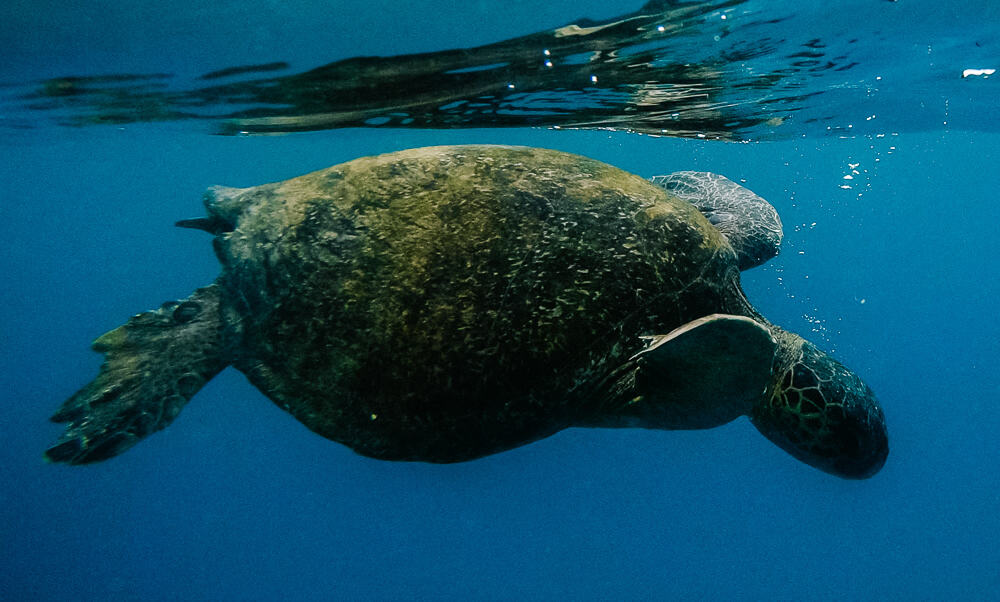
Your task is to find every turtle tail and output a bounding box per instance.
[45,284,229,464]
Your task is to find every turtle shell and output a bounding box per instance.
[208,145,744,461]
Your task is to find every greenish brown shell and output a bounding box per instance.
[209,145,746,461]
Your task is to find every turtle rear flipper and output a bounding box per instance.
[592,314,776,429]
[46,284,228,464]
[650,172,783,270]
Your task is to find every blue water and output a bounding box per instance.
[3,1,999,600]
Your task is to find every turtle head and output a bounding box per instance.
[751,331,888,479]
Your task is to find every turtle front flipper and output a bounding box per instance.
[649,172,782,270]
[45,284,228,464]
[588,314,776,430]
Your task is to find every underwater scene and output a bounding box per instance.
[2,0,998,599]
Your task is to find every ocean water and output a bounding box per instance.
[2,1,998,600]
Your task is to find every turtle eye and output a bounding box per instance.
[172,301,202,324]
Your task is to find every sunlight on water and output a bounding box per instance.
[3,0,996,140]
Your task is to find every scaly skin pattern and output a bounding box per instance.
[210,145,744,461]
[752,329,888,478]
[45,285,227,464]
[649,171,783,270]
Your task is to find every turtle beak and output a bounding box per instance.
[750,335,889,479]
[823,386,889,479]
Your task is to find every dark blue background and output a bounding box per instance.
[3,1,998,599]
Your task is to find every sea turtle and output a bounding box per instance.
[45,145,888,478]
